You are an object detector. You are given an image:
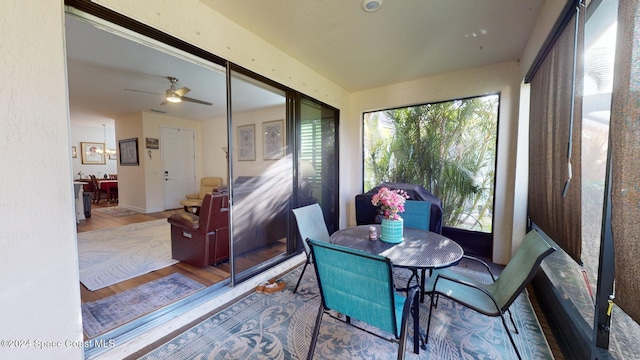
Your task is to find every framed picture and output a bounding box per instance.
[146,137,159,149]
[263,120,284,160]
[80,142,106,165]
[108,150,117,160]
[71,146,77,158]
[119,138,139,166]
[237,124,255,161]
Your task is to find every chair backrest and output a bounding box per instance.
[492,230,556,310]
[307,238,402,337]
[355,183,444,233]
[89,175,100,192]
[292,203,330,255]
[200,177,223,195]
[402,200,431,231]
[199,193,229,232]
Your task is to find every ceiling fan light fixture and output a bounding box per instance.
[166,93,182,103]
[362,0,382,12]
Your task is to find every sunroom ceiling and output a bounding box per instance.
[201,0,546,91]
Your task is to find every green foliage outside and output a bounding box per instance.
[363,95,499,232]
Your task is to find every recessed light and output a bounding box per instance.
[362,0,382,12]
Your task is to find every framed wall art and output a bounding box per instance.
[263,120,284,160]
[108,151,117,160]
[71,146,77,158]
[237,124,255,161]
[80,142,106,165]
[118,138,139,166]
[146,137,159,149]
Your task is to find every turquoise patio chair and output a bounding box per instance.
[403,200,434,300]
[424,230,556,360]
[402,200,431,231]
[291,203,331,294]
[306,238,421,360]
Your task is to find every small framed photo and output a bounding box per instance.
[80,142,106,165]
[108,151,117,160]
[71,146,77,158]
[119,138,139,166]
[237,124,255,161]
[146,137,159,149]
[263,120,284,160]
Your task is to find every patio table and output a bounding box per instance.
[330,225,464,302]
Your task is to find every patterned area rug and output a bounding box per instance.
[77,219,177,291]
[93,206,141,217]
[82,273,204,338]
[139,266,552,360]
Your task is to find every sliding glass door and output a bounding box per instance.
[298,97,339,234]
[228,69,291,279]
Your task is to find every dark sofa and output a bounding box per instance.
[219,176,289,257]
[355,182,443,233]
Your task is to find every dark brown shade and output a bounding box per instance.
[610,0,640,326]
[528,9,583,264]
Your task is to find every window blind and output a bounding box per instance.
[528,5,584,263]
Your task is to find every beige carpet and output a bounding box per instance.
[77,219,177,291]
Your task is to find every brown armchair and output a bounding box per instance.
[180,177,223,214]
[168,193,230,267]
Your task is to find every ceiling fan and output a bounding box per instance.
[125,76,213,106]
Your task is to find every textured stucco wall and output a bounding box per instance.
[0,1,84,359]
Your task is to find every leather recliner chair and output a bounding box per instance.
[168,193,230,267]
[180,177,223,214]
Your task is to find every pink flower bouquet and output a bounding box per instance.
[371,187,410,220]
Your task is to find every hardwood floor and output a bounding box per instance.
[77,202,232,306]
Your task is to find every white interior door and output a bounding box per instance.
[162,127,196,210]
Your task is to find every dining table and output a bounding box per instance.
[98,179,118,203]
[330,224,464,303]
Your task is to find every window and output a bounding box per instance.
[299,97,339,233]
[363,94,499,232]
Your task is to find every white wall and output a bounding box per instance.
[0,1,84,359]
[230,105,287,178]
[71,123,118,179]
[201,115,229,183]
[114,112,146,211]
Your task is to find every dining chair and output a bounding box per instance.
[306,238,421,360]
[403,200,431,230]
[424,229,556,359]
[402,200,433,297]
[291,203,330,294]
[89,175,108,204]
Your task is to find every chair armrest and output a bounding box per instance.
[402,285,420,311]
[461,255,497,282]
[432,273,500,310]
[167,212,200,231]
[185,193,200,200]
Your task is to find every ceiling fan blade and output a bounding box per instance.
[174,87,191,97]
[181,96,213,106]
[124,88,163,96]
